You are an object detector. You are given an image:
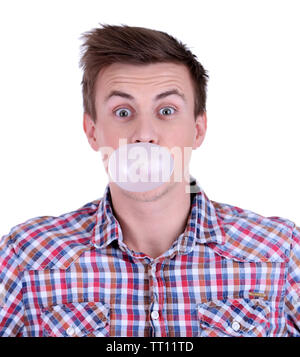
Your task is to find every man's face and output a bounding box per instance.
[84,62,207,193]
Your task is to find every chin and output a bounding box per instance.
[112,181,177,202]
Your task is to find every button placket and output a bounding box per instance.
[150,262,159,304]
[148,262,161,335]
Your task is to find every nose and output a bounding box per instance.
[130,116,159,144]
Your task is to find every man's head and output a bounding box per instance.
[79,24,209,123]
[80,24,208,198]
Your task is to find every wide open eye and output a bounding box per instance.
[115,108,132,118]
[159,106,176,116]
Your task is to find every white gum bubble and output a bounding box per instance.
[108,143,175,192]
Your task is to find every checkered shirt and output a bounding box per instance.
[1,180,299,337]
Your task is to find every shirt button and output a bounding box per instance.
[0,284,5,302]
[66,326,76,336]
[151,310,159,320]
[231,320,240,332]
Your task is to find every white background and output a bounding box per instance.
[0,0,299,235]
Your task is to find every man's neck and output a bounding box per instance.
[109,181,192,259]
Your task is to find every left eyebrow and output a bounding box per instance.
[104,88,186,103]
[154,89,186,102]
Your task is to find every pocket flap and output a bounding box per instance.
[41,301,110,337]
[197,298,270,337]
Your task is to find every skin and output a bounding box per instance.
[83,62,207,258]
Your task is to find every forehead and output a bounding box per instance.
[95,62,194,99]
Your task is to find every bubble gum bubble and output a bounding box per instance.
[108,142,174,192]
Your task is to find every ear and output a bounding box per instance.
[193,112,207,150]
[83,113,99,152]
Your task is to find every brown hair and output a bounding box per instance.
[79,23,209,122]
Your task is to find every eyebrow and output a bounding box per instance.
[104,89,186,103]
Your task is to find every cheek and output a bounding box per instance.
[95,120,119,147]
[168,126,195,147]
[167,136,194,177]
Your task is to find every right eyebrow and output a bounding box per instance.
[104,90,135,102]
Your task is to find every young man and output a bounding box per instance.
[0,24,299,337]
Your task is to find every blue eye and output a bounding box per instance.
[115,108,132,118]
[159,106,176,116]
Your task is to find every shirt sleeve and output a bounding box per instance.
[0,229,24,336]
[285,224,300,336]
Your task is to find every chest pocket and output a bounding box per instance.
[41,302,110,337]
[197,298,271,337]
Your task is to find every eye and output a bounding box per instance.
[114,108,132,118]
[159,106,176,116]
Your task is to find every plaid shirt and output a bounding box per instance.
[1,179,299,337]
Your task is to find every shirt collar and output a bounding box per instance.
[92,177,227,249]
[92,184,120,249]
[183,177,227,247]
